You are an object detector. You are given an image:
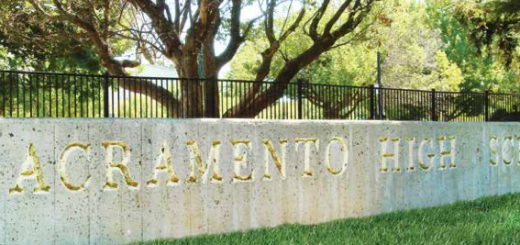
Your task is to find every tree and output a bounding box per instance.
[456,0,520,68]
[231,1,465,89]
[427,0,519,93]
[12,0,378,118]
[227,0,468,119]
[0,2,102,72]
[9,0,180,116]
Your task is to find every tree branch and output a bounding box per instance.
[127,0,183,59]
[309,0,331,42]
[323,0,354,35]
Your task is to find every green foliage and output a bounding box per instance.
[426,0,519,93]
[457,0,520,68]
[0,1,133,74]
[228,0,520,93]
[373,1,463,91]
[428,51,463,91]
[130,193,520,245]
[0,0,519,95]
[228,0,466,91]
[0,73,104,117]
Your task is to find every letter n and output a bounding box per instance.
[263,139,288,180]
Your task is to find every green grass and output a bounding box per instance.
[130,193,520,245]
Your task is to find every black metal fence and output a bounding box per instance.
[1,70,519,121]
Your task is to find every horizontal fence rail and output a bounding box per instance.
[0,70,519,121]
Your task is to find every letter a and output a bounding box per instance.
[147,140,180,187]
[10,143,51,194]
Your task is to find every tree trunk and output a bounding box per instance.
[323,102,341,119]
[177,53,204,118]
[224,40,333,118]
[203,55,220,118]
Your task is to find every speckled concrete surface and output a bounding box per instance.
[0,118,516,245]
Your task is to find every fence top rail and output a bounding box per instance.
[1,69,372,87]
[488,92,520,96]
[0,70,266,83]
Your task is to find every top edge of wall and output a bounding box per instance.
[0,117,518,126]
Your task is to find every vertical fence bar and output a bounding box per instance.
[42,74,46,117]
[74,75,78,117]
[485,90,490,121]
[369,85,375,120]
[115,78,118,118]
[67,76,71,117]
[205,78,216,118]
[123,77,126,118]
[7,70,520,123]
[61,75,65,117]
[431,89,437,121]
[297,79,303,120]
[98,75,101,118]
[55,75,59,118]
[15,73,19,117]
[103,72,110,118]
[85,76,89,118]
[1,72,4,117]
[48,74,51,117]
[80,76,83,117]
[1,72,5,117]
[29,74,33,117]
[22,74,25,117]
[135,78,139,118]
[377,86,383,120]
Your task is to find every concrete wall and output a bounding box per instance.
[0,119,517,245]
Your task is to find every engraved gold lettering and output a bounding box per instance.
[324,137,348,175]
[232,140,253,182]
[263,139,287,180]
[490,136,499,166]
[406,137,415,171]
[295,138,319,177]
[418,138,435,170]
[102,141,139,190]
[186,140,222,183]
[58,143,91,191]
[380,137,400,172]
[147,140,179,187]
[502,136,513,165]
[9,143,50,194]
[438,136,456,169]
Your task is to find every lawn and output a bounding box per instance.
[130,193,520,245]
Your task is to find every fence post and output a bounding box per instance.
[103,72,110,118]
[485,90,490,121]
[369,84,375,120]
[297,79,303,120]
[376,51,384,120]
[431,89,437,121]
